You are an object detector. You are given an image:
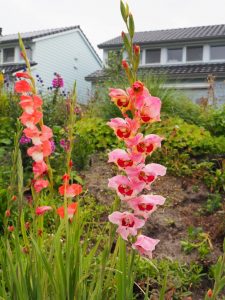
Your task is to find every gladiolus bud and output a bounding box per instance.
[5,210,10,217]
[133,44,140,56]
[121,31,125,39]
[22,246,29,254]
[69,160,73,168]
[62,173,70,181]
[122,60,129,69]
[11,195,17,201]
[38,229,43,237]
[8,225,14,232]
[25,222,30,230]
[207,289,213,297]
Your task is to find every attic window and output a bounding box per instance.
[3,48,14,63]
[167,48,183,63]
[146,49,161,64]
[186,46,203,61]
[210,45,225,60]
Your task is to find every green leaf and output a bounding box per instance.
[0,138,11,145]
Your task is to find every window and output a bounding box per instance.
[25,47,32,61]
[167,48,182,62]
[210,45,225,60]
[146,49,161,64]
[3,48,14,63]
[186,46,203,61]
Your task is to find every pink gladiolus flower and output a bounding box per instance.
[138,96,161,123]
[108,211,145,240]
[20,110,43,129]
[36,205,52,215]
[33,161,48,178]
[132,235,159,258]
[126,163,166,188]
[126,134,163,155]
[109,88,131,112]
[108,175,145,200]
[33,179,49,192]
[15,80,31,93]
[27,140,52,162]
[58,183,82,198]
[108,149,143,169]
[107,117,140,140]
[128,195,165,219]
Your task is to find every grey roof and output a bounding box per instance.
[0,26,102,65]
[85,62,225,81]
[0,26,80,44]
[98,24,225,48]
[0,62,37,74]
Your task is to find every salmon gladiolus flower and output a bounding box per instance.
[58,183,82,198]
[33,179,49,192]
[36,206,52,215]
[57,202,78,219]
[15,80,31,93]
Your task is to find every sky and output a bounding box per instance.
[1,0,225,58]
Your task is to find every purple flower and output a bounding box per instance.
[52,73,64,88]
[59,139,70,151]
[20,135,31,145]
[50,139,56,152]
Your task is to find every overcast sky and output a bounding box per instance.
[1,0,225,58]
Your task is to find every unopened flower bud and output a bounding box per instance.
[121,31,125,39]
[11,195,17,201]
[38,229,43,237]
[62,173,70,181]
[122,60,129,69]
[133,44,140,55]
[8,225,14,232]
[22,246,29,254]
[25,222,30,230]
[207,289,213,297]
[5,209,10,217]
[69,160,73,168]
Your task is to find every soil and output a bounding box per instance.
[81,153,225,299]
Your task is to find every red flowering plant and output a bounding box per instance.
[107,1,166,261]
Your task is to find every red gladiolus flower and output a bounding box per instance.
[57,202,78,219]
[15,80,31,93]
[58,183,82,198]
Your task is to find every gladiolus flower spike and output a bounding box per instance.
[107,2,166,258]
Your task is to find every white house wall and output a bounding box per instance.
[32,30,101,103]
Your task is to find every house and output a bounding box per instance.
[86,24,225,105]
[0,26,102,103]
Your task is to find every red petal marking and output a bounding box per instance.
[138,203,154,211]
[121,216,135,227]
[138,171,155,183]
[117,98,129,107]
[141,115,151,123]
[117,159,133,168]
[146,143,154,153]
[117,127,131,139]
[118,184,133,196]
